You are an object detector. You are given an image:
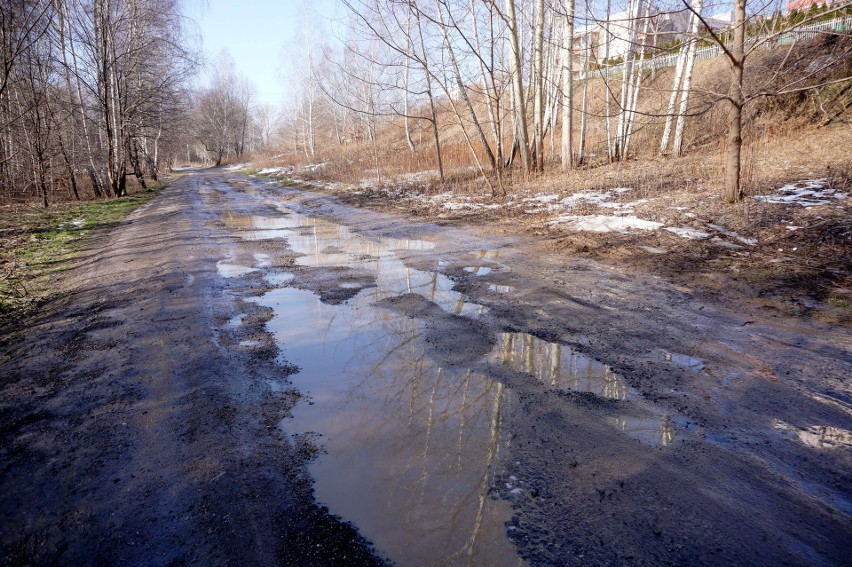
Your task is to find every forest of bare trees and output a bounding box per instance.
[278,0,850,202]
[0,0,197,205]
[2,0,849,206]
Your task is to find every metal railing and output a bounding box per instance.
[578,15,852,80]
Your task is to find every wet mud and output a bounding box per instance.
[1,169,850,566]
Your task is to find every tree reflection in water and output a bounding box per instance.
[495,332,633,400]
[241,207,677,564]
[256,283,519,565]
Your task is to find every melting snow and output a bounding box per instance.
[258,167,286,176]
[710,237,743,250]
[522,194,560,203]
[560,190,613,207]
[550,215,663,233]
[755,179,847,207]
[706,224,757,246]
[442,201,500,211]
[665,227,711,240]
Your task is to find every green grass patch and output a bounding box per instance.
[0,190,159,315]
[827,297,850,310]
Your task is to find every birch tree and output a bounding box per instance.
[560,0,574,171]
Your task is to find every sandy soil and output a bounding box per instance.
[1,169,849,565]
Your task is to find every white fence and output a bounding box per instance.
[578,15,852,80]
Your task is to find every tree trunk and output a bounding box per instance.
[726,0,746,203]
[412,5,444,181]
[533,0,545,171]
[659,36,688,153]
[579,41,590,163]
[560,0,575,171]
[623,0,652,158]
[433,0,496,171]
[505,0,530,172]
[603,0,613,161]
[673,0,703,156]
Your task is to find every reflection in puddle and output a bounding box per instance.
[489,284,515,294]
[234,207,521,565]
[493,333,634,400]
[228,202,689,562]
[465,266,492,276]
[774,421,852,449]
[224,314,244,329]
[221,212,298,240]
[610,415,678,447]
[216,260,258,278]
[252,285,521,565]
[666,352,705,371]
[229,209,487,317]
[266,272,294,286]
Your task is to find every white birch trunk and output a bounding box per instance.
[673,0,704,156]
[560,0,575,171]
[505,0,530,171]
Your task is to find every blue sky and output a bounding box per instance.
[192,0,343,107]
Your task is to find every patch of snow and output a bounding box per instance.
[549,215,663,233]
[706,224,757,246]
[709,237,743,250]
[560,191,612,207]
[599,199,649,213]
[665,227,711,240]
[442,201,500,211]
[225,163,248,171]
[785,225,803,231]
[258,167,285,175]
[755,179,847,207]
[522,194,560,203]
[303,162,327,172]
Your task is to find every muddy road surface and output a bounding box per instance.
[1,169,850,566]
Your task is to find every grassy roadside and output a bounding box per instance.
[0,182,165,317]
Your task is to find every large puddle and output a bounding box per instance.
[223,204,685,564]
[228,208,518,564]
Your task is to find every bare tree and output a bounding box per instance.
[560,0,574,171]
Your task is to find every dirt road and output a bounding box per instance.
[1,169,850,566]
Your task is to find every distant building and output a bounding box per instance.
[787,0,841,12]
[573,8,692,63]
[703,10,735,31]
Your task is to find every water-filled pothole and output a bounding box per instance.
[216,260,258,278]
[465,266,492,275]
[226,204,692,561]
[252,285,520,565]
[493,332,635,400]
